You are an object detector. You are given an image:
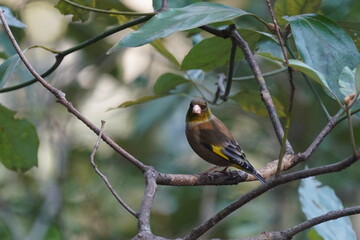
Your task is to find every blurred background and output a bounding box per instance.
[0,0,359,239]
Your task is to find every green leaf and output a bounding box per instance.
[153,73,190,94]
[111,2,251,49]
[0,105,39,172]
[111,15,180,67]
[255,34,284,62]
[288,59,330,90]
[285,14,360,99]
[55,0,95,22]
[113,95,164,108]
[181,29,261,71]
[0,54,21,89]
[150,39,180,67]
[275,0,321,26]
[338,66,356,97]
[231,91,286,117]
[299,177,356,240]
[0,7,26,28]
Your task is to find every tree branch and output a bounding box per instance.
[184,150,360,239]
[229,28,293,154]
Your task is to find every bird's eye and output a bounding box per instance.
[200,104,206,110]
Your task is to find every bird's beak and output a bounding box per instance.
[192,104,202,115]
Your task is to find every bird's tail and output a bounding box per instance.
[252,172,267,184]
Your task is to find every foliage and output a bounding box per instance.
[0,0,360,239]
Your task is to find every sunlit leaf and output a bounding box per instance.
[0,6,26,28]
[299,177,356,240]
[153,73,190,94]
[55,0,95,22]
[285,14,360,99]
[0,104,39,172]
[275,0,321,26]
[231,91,286,117]
[0,54,21,89]
[112,2,252,49]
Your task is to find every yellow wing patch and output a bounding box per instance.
[211,145,230,161]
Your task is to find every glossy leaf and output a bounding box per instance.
[0,6,26,28]
[299,177,356,240]
[113,2,251,49]
[231,91,286,117]
[288,59,330,90]
[285,14,360,99]
[182,29,261,71]
[0,105,39,172]
[153,73,190,94]
[55,0,95,22]
[275,0,321,26]
[338,66,356,97]
[255,34,283,62]
[111,15,180,66]
[0,54,21,89]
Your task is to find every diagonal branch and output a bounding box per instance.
[229,28,293,154]
[184,150,360,239]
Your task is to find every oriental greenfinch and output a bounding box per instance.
[185,99,266,184]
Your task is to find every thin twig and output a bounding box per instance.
[233,67,287,81]
[60,0,155,16]
[283,206,360,238]
[90,120,138,218]
[264,0,295,172]
[221,26,237,102]
[300,110,343,160]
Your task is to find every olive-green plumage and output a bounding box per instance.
[185,99,266,184]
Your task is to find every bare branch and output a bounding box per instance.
[229,28,294,154]
[90,120,138,218]
[283,206,360,238]
[243,206,360,240]
[184,150,360,239]
[136,167,158,236]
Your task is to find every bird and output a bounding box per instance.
[185,98,267,184]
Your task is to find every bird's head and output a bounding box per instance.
[186,99,212,122]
